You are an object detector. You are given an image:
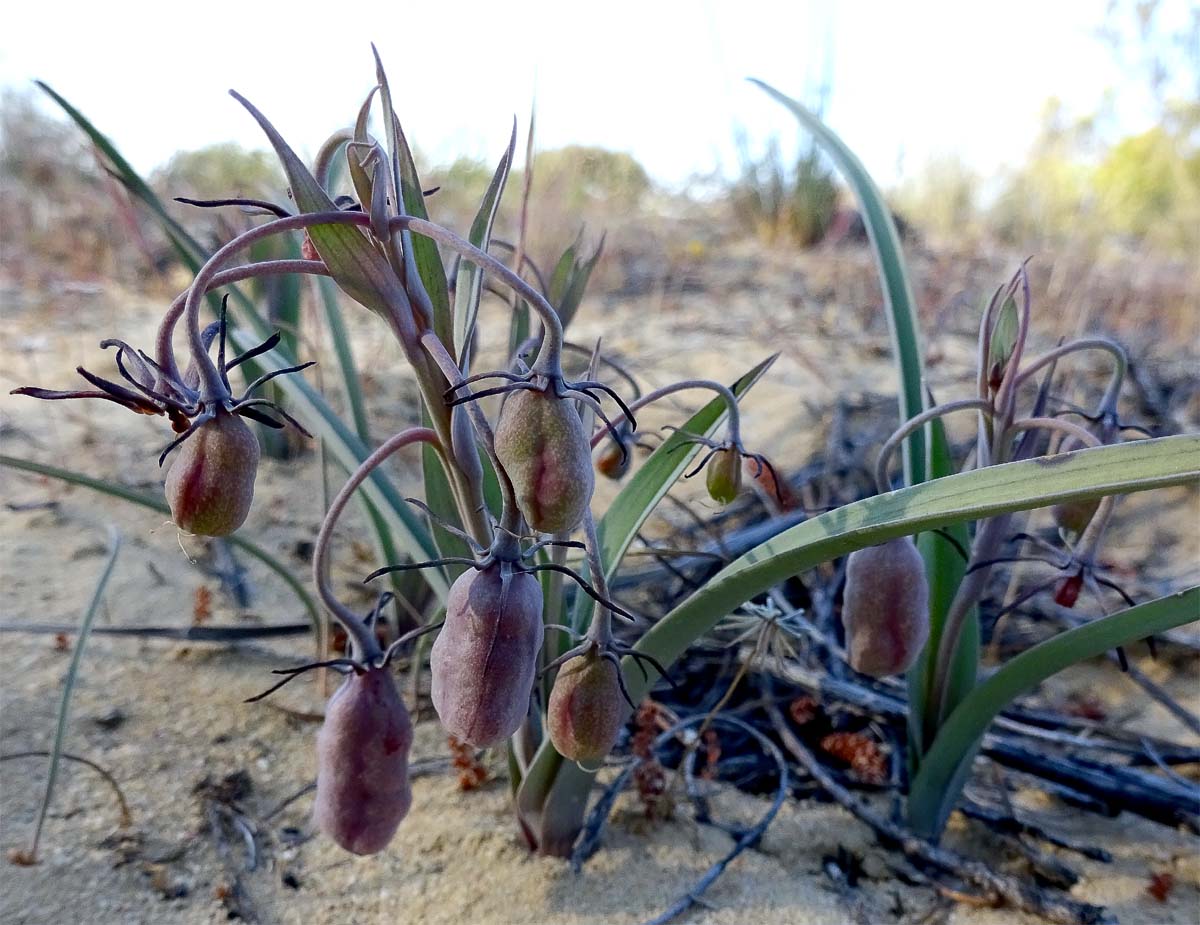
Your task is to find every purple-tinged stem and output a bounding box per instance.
[588,379,742,449]
[313,426,441,660]
[874,398,994,495]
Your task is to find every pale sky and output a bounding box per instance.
[1,0,1190,188]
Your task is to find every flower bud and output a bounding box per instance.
[314,666,413,856]
[705,448,741,504]
[164,410,259,536]
[547,651,625,764]
[841,537,929,677]
[495,390,594,533]
[431,564,543,747]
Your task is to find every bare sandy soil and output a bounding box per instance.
[1,249,1198,924]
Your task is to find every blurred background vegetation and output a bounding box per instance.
[1,0,1195,338]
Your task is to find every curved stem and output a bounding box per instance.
[928,416,1108,725]
[155,258,329,385]
[313,129,353,191]
[390,216,565,377]
[169,211,371,393]
[874,399,993,494]
[582,511,613,646]
[588,379,742,449]
[314,426,441,660]
[420,331,518,545]
[1015,337,1128,413]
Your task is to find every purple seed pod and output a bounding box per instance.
[841,537,930,677]
[494,389,594,534]
[164,409,260,536]
[547,651,625,764]
[431,564,544,747]
[314,666,413,856]
[705,447,742,504]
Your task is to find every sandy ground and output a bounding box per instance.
[2,252,1198,924]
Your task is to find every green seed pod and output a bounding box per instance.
[705,448,742,504]
[841,537,930,677]
[314,666,413,856]
[1052,497,1100,539]
[164,410,260,536]
[431,564,543,747]
[547,651,625,764]
[494,389,594,533]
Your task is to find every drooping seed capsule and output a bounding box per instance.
[1052,497,1100,539]
[164,409,260,536]
[705,448,742,504]
[431,564,543,747]
[594,432,632,480]
[547,651,625,764]
[314,666,413,856]
[841,537,930,677]
[494,389,594,533]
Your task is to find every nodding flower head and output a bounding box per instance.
[165,407,260,536]
[314,665,414,856]
[547,649,626,765]
[705,447,742,504]
[594,426,634,480]
[494,388,596,534]
[430,562,544,747]
[841,537,930,677]
[12,305,314,535]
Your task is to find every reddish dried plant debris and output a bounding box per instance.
[820,731,888,785]
[193,586,213,625]
[633,701,669,819]
[448,734,489,791]
[1147,871,1174,903]
[789,695,820,725]
[53,632,71,653]
[1063,693,1108,721]
[701,729,721,781]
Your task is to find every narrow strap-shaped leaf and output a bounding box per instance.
[231,90,401,318]
[371,47,453,345]
[454,124,516,365]
[628,435,1200,707]
[557,236,605,333]
[0,454,321,628]
[752,79,926,485]
[908,585,1200,837]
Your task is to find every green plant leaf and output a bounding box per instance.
[231,90,402,318]
[223,330,447,597]
[23,529,121,860]
[627,435,1200,707]
[909,417,977,765]
[589,354,777,595]
[752,79,926,485]
[523,355,776,822]
[908,585,1200,837]
[0,454,321,629]
[372,47,453,346]
[454,125,515,365]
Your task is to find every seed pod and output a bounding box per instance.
[705,448,741,504]
[841,537,929,677]
[431,564,543,747]
[495,389,594,533]
[1052,497,1100,539]
[164,410,259,536]
[594,435,632,480]
[547,651,625,764]
[314,666,413,856]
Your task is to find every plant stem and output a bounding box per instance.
[874,398,993,494]
[313,427,441,659]
[589,378,743,449]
